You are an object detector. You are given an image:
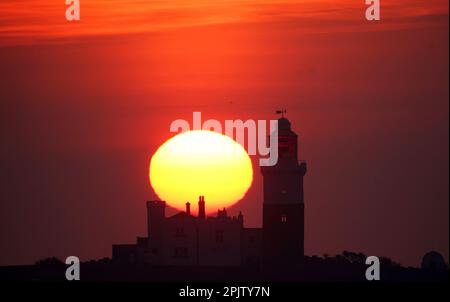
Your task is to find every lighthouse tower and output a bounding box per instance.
[261,116,307,265]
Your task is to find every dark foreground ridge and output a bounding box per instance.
[1,253,448,282]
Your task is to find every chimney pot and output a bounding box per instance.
[198,195,206,219]
[185,202,191,215]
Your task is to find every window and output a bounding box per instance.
[245,256,253,265]
[175,227,185,237]
[216,230,224,243]
[174,247,188,258]
[281,215,287,223]
[279,147,289,156]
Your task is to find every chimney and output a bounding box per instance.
[146,200,165,239]
[185,202,191,215]
[198,195,205,219]
[238,211,244,225]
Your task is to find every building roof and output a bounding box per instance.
[277,117,297,136]
[167,211,195,220]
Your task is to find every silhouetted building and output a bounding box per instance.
[261,117,307,265]
[112,116,306,267]
[421,251,448,271]
[113,196,248,266]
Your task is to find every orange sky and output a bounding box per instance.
[0,0,448,45]
[0,0,448,267]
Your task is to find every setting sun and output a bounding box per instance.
[149,130,253,214]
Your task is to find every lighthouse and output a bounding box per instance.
[261,116,307,264]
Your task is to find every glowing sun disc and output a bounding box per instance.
[149,130,253,214]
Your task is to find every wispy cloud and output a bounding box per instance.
[0,0,448,46]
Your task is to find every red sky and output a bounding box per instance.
[0,1,448,267]
[0,0,448,45]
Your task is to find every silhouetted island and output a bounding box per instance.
[0,251,448,282]
[1,117,447,282]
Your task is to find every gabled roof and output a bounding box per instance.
[167,211,196,220]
